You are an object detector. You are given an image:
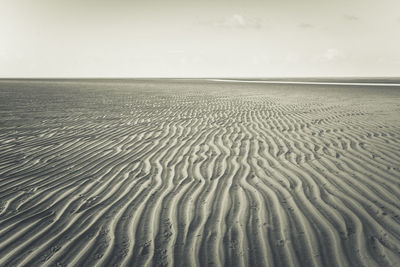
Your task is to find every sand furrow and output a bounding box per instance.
[1,79,399,266]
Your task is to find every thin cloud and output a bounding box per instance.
[299,23,314,29]
[199,14,262,29]
[344,14,359,21]
[322,48,341,61]
[313,48,344,63]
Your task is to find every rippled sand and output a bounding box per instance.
[0,79,399,267]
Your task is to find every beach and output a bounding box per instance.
[0,79,399,266]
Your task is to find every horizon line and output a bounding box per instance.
[209,78,400,87]
[2,77,400,87]
[1,75,400,79]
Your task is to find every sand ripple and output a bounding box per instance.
[0,79,399,266]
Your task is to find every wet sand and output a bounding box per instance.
[0,79,399,266]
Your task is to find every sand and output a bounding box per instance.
[0,79,399,267]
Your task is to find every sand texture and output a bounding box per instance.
[0,79,399,267]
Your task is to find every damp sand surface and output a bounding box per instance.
[0,78,399,267]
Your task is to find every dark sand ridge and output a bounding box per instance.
[0,79,399,266]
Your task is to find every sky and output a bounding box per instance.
[1,0,400,77]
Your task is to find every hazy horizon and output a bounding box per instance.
[1,0,400,78]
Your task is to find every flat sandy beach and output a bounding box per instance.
[0,79,399,266]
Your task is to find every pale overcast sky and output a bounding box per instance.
[1,0,399,77]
